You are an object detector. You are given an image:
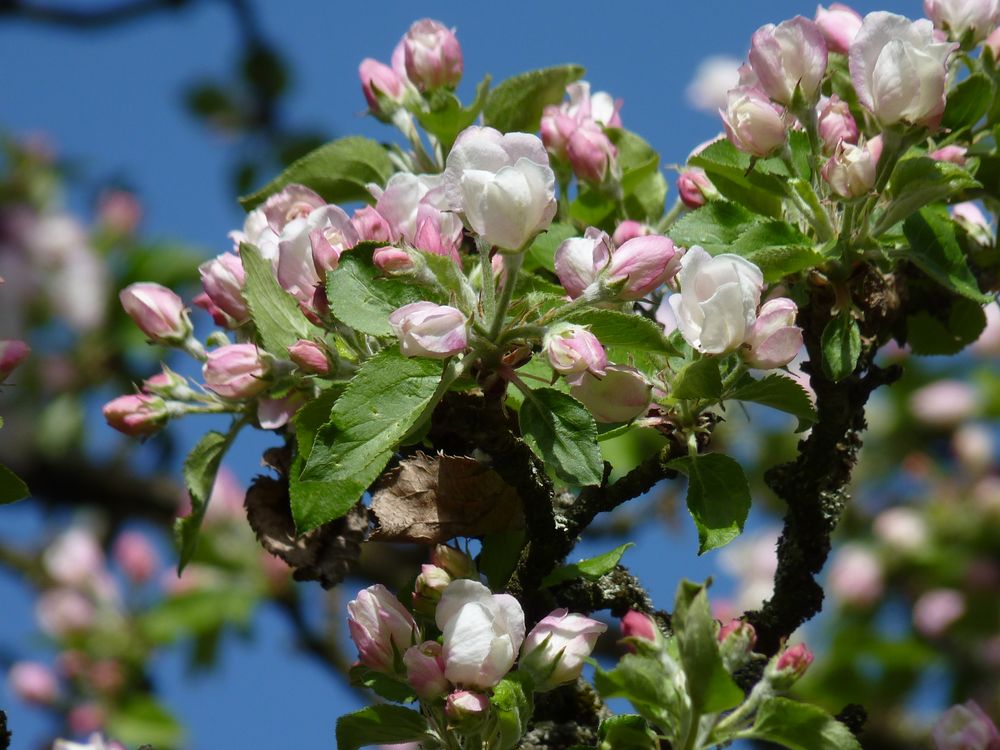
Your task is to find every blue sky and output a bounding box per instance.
[0,1,915,747]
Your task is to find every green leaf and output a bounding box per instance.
[326,251,428,336]
[903,208,993,303]
[688,139,785,217]
[739,697,861,750]
[876,157,980,235]
[518,387,603,487]
[541,542,634,588]
[525,222,577,273]
[240,242,317,354]
[942,74,994,132]
[293,350,443,532]
[348,665,417,703]
[593,653,684,731]
[480,530,526,590]
[0,464,29,504]
[483,64,585,133]
[140,588,257,644]
[728,373,817,431]
[571,187,617,226]
[728,221,824,282]
[106,696,184,749]
[239,136,394,210]
[558,308,679,354]
[416,76,491,149]
[597,715,658,750]
[669,453,751,553]
[668,201,759,255]
[821,313,861,382]
[174,426,240,571]
[292,386,343,458]
[610,128,667,222]
[671,357,723,400]
[335,705,431,750]
[490,672,535,750]
[906,298,987,356]
[672,581,743,714]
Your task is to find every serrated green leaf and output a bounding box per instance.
[490,672,535,750]
[668,201,760,254]
[728,373,817,431]
[673,581,744,714]
[239,136,394,210]
[821,313,861,382]
[669,453,751,553]
[688,139,786,217]
[942,74,994,132]
[671,357,723,400]
[903,208,993,303]
[326,252,428,336]
[483,64,585,133]
[518,387,603,487]
[348,665,417,703]
[335,705,431,750]
[174,425,241,571]
[876,157,980,235]
[557,308,679,354]
[292,350,443,532]
[0,464,29,504]
[240,242,317,354]
[541,542,634,588]
[416,76,491,149]
[738,697,862,750]
[593,653,685,731]
[729,221,824,282]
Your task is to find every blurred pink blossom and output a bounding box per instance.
[913,588,966,637]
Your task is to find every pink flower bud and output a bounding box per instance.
[749,16,829,105]
[914,588,966,637]
[67,703,105,735]
[412,204,464,264]
[118,282,189,344]
[932,700,1000,750]
[402,19,463,90]
[347,584,418,675]
[287,339,330,375]
[192,292,229,328]
[413,564,452,617]
[718,619,757,669]
[36,588,95,637]
[543,324,607,384]
[540,107,578,160]
[373,247,416,275]
[102,394,167,437]
[202,344,269,400]
[9,662,60,705]
[389,302,468,359]
[822,140,877,198]
[815,4,863,54]
[930,144,968,165]
[721,86,788,157]
[445,690,490,724]
[198,252,248,325]
[607,236,682,300]
[359,58,407,116]
[520,609,607,691]
[97,189,142,235]
[612,220,653,247]
[743,297,803,369]
[402,642,449,702]
[554,228,612,298]
[677,169,716,209]
[142,367,190,399]
[818,95,859,153]
[828,543,884,607]
[0,339,30,382]
[567,122,616,183]
[570,365,652,423]
[351,206,395,243]
[113,531,159,584]
[718,619,757,647]
[953,202,994,246]
[925,0,1000,43]
[262,184,325,235]
[620,610,658,643]
[988,25,1000,56]
[430,545,477,579]
[773,643,814,681]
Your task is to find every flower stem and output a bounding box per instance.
[488,253,523,341]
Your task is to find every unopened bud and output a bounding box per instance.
[102,394,167,437]
[412,564,452,618]
[445,690,490,727]
[430,545,477,579]
[119,283,190,344]
[287,339,330,375]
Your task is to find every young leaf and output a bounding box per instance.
[906,298,987,356]
[821,314,861,382]
[738,697,862,750]
[557,308,680,354]
[415,76,491,149]
[174,425,241,571]
[668,453,751,553]
[728,373,817,431]
[483,64,585,133]
[240,242,318,354]
[335,705,431,750]
[326,252,428,336]
[610,128,668,222]
[671,357,723,400]
[876,158,980,235]
[597,715,658,750]
[518,387,603,487]
[941,73,994,133]
[672,581,744,714]
[728,220,824,282]
[668,201,760,255]
[348,665,417,704]
[239,136,394,210]
[687,139,785,217]
[490,672,535,750]
[524,222,578,273]
[541,542,635,588]
[593,653,685,731]
[903,208,993,303]
[293,350,443,532]
[0,464,29,505]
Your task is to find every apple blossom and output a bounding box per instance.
[930,144,968,165]
[932,701,1000,750]
[818,95,859,152]
[96,189,141,235]
[198,252,248,325]
[348,584,418,675]
[925,0,1000,43]
[953,423,995,474]
[351,205,394,243]
[402,19,463,90]
[261,184,325,234]
[287,339,330,375]
[669,246,765,354]
[443,126,557,252]
[620,610,658,643]
[44,528,104,588]
[570,365,652,423]
[389,301,468,358]
[567,122,617,183]
[202,343,270,400]
[257,393,304,430]
[742,297,803,369]
[112,531,159,584]
[749,16,828,106]
[909,379,977,426]
[445,690,490,724]
[721,86,788,157]
[611,220,653,246]
[118,282,190,344]
[53,732,123,750]
[873,506,929,552]
[815,3,864,53]
[822,139,878,198]
[828,543,885,607]
[606,235,682,300]
[952,202,994,246]
[36,588,95,637]
[913,588,966,637]
[0,339,30,381]
[519,609,607,691]
[554,228,612,298]
[102,394,168,437]
[988,25,1000,55]
[66,706,106,737]
[277,204,360,302]
[403,641,450,701]
[543,324,607,384]
[435,579,525,689]
[849,12,955,127]
[685,55,742,112]
[9,661,60,704]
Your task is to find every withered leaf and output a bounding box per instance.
[370,452,524,544]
